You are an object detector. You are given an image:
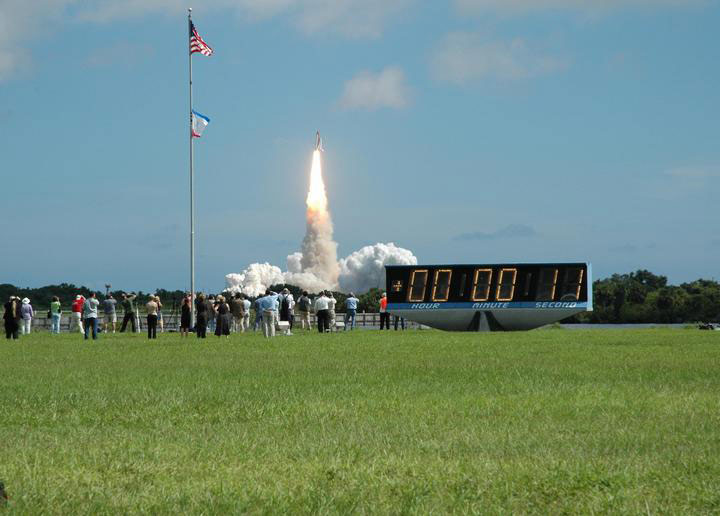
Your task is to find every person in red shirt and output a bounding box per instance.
[379,292,390,330]
[70,295,85,333]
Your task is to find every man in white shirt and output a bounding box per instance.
[314,291,330,333]
[241,294,251,332]
[83,293,100,341]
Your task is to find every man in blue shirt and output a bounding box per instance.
[257,290,280,338]
[344,293,359,330]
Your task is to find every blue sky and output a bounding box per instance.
[1,0,718,292]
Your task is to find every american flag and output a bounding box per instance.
[190,21,213,56]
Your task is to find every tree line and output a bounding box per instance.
[2,270,718,323]
[576,270,719,323]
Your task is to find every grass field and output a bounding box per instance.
[1,328,719,513]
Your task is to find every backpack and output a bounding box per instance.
[298,296,309,311]
[281,296,290,313]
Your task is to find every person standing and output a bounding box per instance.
[70,295,85,334]
[344,292,359,330]
[214,295,231,337]
[103,294,117,334]
[119,293,137,333]
[258,290,280,338]
[83,293,100,340]
[207,295,217,333]
[155,294,164,333]
[240,294,251,332]
[253,297,263,332]
[230,293,244,332]
[314,291,330,333]
[145,295,160,339]
[180,295,191,337]
[327,292,337,332]
[19,298,33,335]
[379,292,390,330]
[195,293,209,338]
[278,288,294,335]
[3,296,20,340]
[297,291,312,330]
[50,296,62,334]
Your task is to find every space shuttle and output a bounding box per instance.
[315,131,324,152]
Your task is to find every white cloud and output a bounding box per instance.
[0,0,411,81]
[0,0,73,80]
[291,0,412,38]
[338,66,411,110]
[455,0,705,15]
[430,32,567,84]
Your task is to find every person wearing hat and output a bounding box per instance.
[344,292,359,330]
[3,296,20,339]
[20,298,34,335]
[70,295,85,334]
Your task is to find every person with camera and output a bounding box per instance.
[119,293,137,333]
[145,295,161,339]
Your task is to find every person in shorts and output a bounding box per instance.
[296,291,312,330]
[103,294,117,333]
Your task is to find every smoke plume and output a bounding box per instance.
[226,243,417,296]
[224,148,418,296]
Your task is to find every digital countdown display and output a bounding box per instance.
[386,263,588,305]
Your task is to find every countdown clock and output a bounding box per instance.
[385,263,592,331]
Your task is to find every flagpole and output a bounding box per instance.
[188,7,196,329]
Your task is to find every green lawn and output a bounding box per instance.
[1,328,719,513]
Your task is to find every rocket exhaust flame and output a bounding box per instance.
[300,149,340,288]
[306,150,327,213]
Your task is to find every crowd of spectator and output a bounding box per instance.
[3,288,404,340]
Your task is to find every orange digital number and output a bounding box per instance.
[407,269,429,302]
[536,268,558,301]
[496,268,517,301]
[471,268,493,301]
[431,269,452,302]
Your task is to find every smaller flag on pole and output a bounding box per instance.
[191,110,210,138]
[190,21,214,56]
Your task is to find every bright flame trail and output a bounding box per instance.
[300,149,340,288]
